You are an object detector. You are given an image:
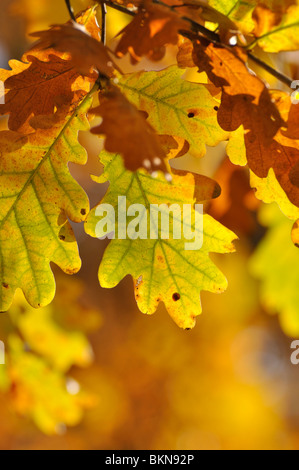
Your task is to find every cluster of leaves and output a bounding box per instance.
[1,0,299,332]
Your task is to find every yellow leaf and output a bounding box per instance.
[250,203,299,337]
[0,276,100,434]
[253,3,299,52]
[118,65,229,158]
[6,335,88,435]
[0,93,93,312]
[9,291,93,372]
[85,151,237,329]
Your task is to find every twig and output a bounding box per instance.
[105,1,135,17]
[101,2,108,45]
[247,53,293,88]
[64,0,76,22]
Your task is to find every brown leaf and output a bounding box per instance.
[0,9,101,133]
[180,37,299,207]
[115,1,188,63]
[187,37,284,145]
[30,23,119,77]
[91,86,167,172]
[0,55,85,133]
[208,158,259,236]
[170,0,239,43]
[283,102,299,140]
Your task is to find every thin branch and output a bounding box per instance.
[247,53,293,88]
[101,2,108,45]
[64,0,76,22]
[104,0,294,89]
[106,1,135,16]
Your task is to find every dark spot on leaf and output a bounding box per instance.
[59,235,66,241]
[188,112,195,118]
[172,293,181,301]
[81,209,87,216]
[65,267,78,275]
[214,106,219,111]
[2,283,9,289]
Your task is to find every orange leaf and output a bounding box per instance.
[30,22,120,77]
[0,55,86,133]
[179,37,299,208]
[0,9,100,133]
[115,1,188,63]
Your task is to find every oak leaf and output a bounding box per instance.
[90,86,167,172]
[243,91,299,210]
[85,151,237,329]
[0,55,87,133]
[250,168,299,223]
[0,8,99,133]
[179,38,299,208]
[207,0,256,33]
[167,0,239,43]
[118,65,229,158]
[30,21,119,77]
[0,94,93,312]
[208,0,297,39]
[115,1,188,63]
[208,159,258,236]
[252,2,299,52]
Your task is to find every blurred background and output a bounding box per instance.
[1,0,299,450]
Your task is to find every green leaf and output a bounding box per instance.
[208,0,256,33]
[250,204,299,337]
[252,3,299,52]
[85,152,237,329]
[0,93,93,312]
[118,65,228,158]
[208,0,299,52]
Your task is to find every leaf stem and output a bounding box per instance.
[104,0,294,89]
[101,2,107,45]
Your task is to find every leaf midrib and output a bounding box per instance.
[133,172,184,309]
[119,78,217,148]
[256,20,299,42]
[0,85,96,231]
